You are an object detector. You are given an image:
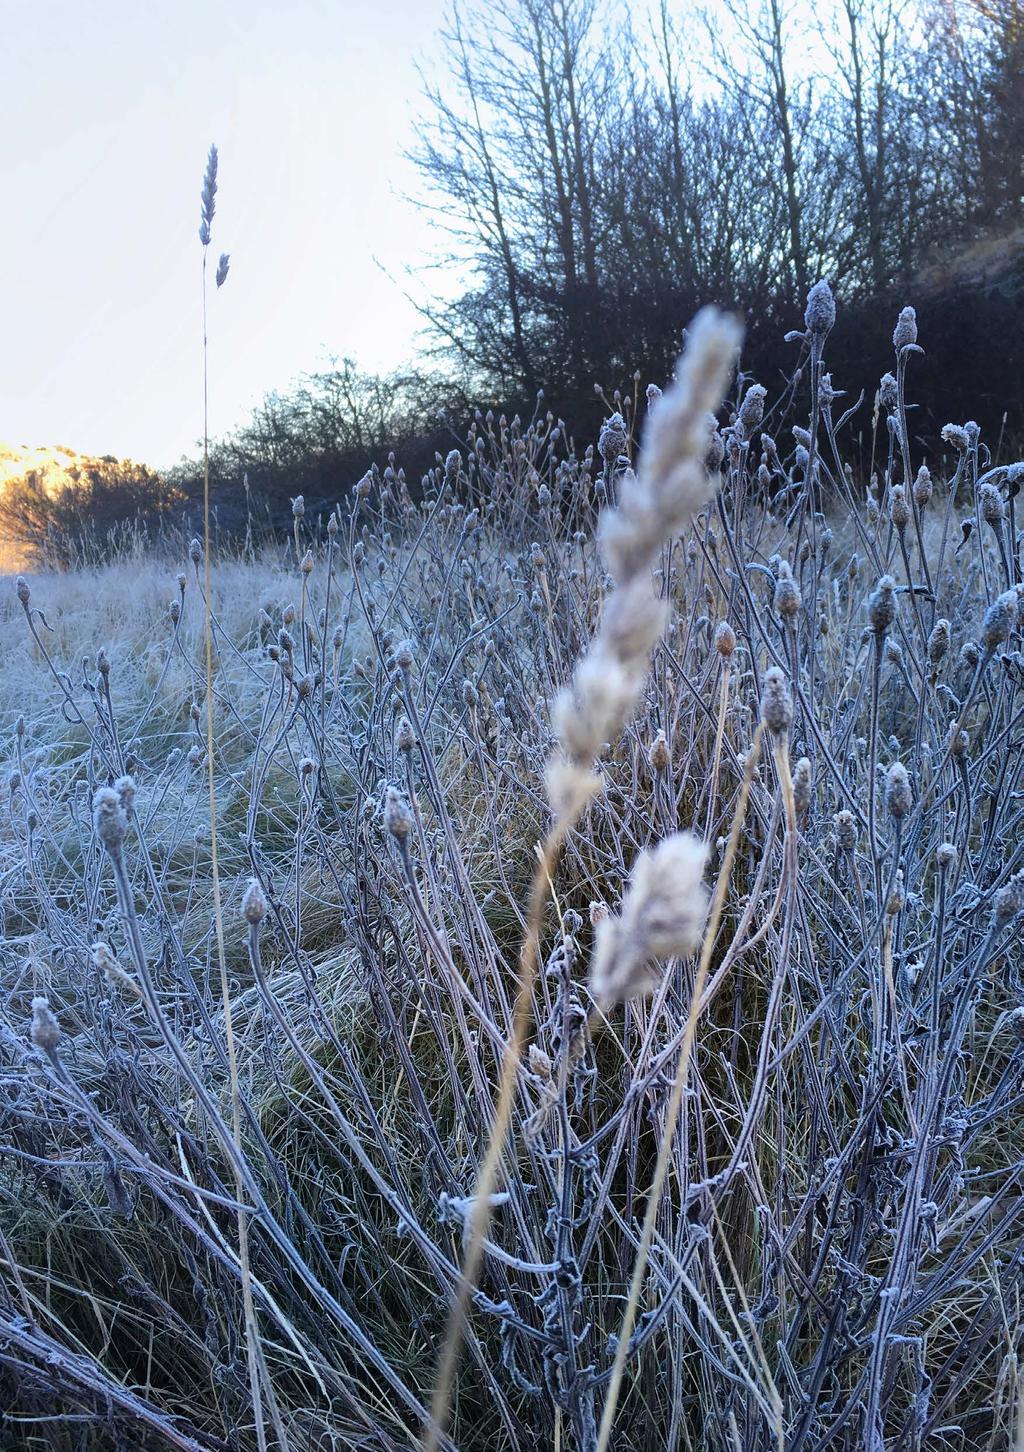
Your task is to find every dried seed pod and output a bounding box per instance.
[834,810,857,853]
[890,485,911,533]
[867,575,897,637]
[713,620,736,657]
[774,562,801,623]
[879,372,898,410]
[242,878,267,924]
[981,590,1018,651]
[598,412,628,463]
[927,619,950,667]
[93,787,127,857]
[885,762,912,820]
[804,279,836,337]
[30,997,61,1053]
[993,872,1024,929]
[761,667,793,737]
[893,305,918,351]
[792,757,812,821]
[649,729,670,773]
[384,786,413,841]
[913,466,933,507]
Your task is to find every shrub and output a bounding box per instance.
[2,289,1024,1451]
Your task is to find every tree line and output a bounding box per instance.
[6,0,1022,566]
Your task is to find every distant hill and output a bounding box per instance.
[0,444,164,571]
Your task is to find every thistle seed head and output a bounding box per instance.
[242,878,268,924]
[893,306,918,351]
[890,485,911,533]
[868,575,897,637]
[93,787,127,857]
[30,996,61,1053]
[713,620,736,657]
[761,667,793,737]
[649,729,670,773]
[384,786,413,842]
[928,619,950,666]
[834,809,857,853]
[979,483,1005,526]
[736,383,767,441]
[773,561,801,623]
[598,412,628,463]
[993,872,1024,929]
[981,590,1018,652]
[885,761,912,820]
[804,280,836,337]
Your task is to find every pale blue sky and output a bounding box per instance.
[3,0,448,465]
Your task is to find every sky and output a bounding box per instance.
[3,0,450,466]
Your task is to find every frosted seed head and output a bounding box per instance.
[242,878,268,924]
[189,537,203,565]
[981,590,1018,651]
[979,483,1005,525]
[890,485,911,533]
[394,639,416,671]
[291,495,305,519]
[773,561,802,622]
[793,757,812,819]
[761,667,793,737]
[114,776,136,816]
[834,809,857,853]
[893,306,918,351]
[384,786,413,841]
[879,372,898,410]
[937,842,957,870]
[993,872,1024,929]
[528,1043,552,1080]
[713,620,736,658]
[736,383,766,441]
[804,280,836,337]
[396,716,415,753]
[941,423,969,451]
[589,833,710,1006]
[15,576,30,607]
[93,787,127,857]
[868,576,897,636]
[913,466,933,507]
[30,996,61,1053]
[649,729,670,773]
[598,412,628,463]
[927,619,950,666]
[885,762,912,820]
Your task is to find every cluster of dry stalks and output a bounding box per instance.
[2,267,1024,1452]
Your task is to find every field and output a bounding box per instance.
[1,298,1024,1451]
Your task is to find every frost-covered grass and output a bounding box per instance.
[2,297,1024,1451]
